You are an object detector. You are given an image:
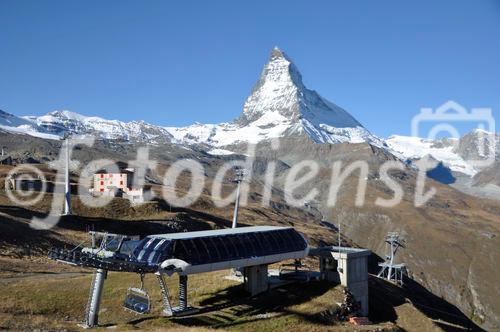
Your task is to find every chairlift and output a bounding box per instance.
[123,274,151,314]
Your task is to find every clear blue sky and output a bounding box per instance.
[1,0,499,138]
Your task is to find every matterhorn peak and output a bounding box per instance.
[0,47,381,150]
[232,47,383,145]
[237,47,305,125]
[263,46,304,87]
[269,46,285,60]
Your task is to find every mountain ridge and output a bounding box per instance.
[0,47,497,182]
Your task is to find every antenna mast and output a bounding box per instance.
[231,167,245,229]
[64,135,71,216]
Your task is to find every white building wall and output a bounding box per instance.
[93,173,128,193]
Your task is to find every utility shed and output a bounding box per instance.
[309,246,371,316]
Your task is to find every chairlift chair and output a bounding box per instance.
[123,274,151,314]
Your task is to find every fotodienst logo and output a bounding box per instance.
[3,101,495,231]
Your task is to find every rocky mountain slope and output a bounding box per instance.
[251,137,500,330]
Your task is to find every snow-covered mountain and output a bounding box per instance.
[0,109,60,139]
[0,109,32,128]
[387,135,475,176]
[0,109,175,144]
[386,130,499,177]
[24,110,175,143]
[166,47,383,149]
[1,47,496,182]
[1,47,382,150]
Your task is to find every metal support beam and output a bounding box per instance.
[84,268,107,328]
[179,275,188,311]
[157,273,173,316]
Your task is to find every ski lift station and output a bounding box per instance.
[49,226,371,328]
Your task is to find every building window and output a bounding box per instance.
[100,174,104,178]
[100,181,104,185]
[120,181,123,185]
[100,188,104,192]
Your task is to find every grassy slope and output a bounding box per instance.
[0,266,439,331]
[0,163,464,331]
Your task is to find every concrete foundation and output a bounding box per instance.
[244,264,269,296]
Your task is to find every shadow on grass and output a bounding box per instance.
[170,280,335,328]
[0,205,68,255]
[0,202,233,257]
[0,200,236,240]
[367,253,485,332]
[403,278,485,332]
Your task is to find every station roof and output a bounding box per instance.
[149,226,289,240]
[309,246,371,259]
[134,226,308,267]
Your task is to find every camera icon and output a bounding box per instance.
[411,101,496,168]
